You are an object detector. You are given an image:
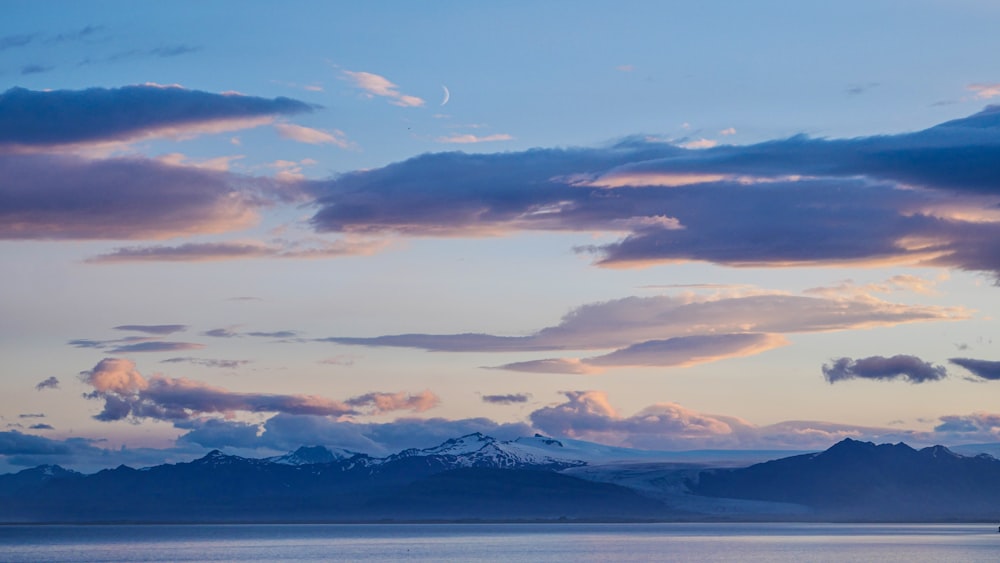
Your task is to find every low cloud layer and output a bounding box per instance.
[528,390,920,450]
[306,107,1000,277]
[324,291,967,373]
[823,355,950,384]
[79,358,439,422]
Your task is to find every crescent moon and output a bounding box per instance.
[440,85,450,106]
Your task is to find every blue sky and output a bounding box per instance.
[3,0,1000,472]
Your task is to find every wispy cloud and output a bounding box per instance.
[274,123,353,148]
[324,291,967,373]
[160,357,251,369]
[968,83,1000,100]
[87,238,387,263]
[114,324,188,335]
[341,70,424,107]
[436,133,513,144]
[34,377,60,391]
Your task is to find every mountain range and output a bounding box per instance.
[2,434,1000,522]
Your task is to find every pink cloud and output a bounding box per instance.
[79,358,440,422]
[341,70,425,107]
[274,123,352,148]
[436,133,514,144]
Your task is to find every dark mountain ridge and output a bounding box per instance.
[4,435,1000,522]
[692,438,1000,520]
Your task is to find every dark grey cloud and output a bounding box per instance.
[148,44,200,57]
[106,342,205,354]
[822,355,949,384]
[46,25,104,44]
[175,418,261,449]
[246,331,298,338]
[18,413,45,419]
[0,34,35,51]
[934,412,1000,434]
[306,107,1000,277]
[0,429,206,473]
[482,393,531,405]
[80,358,438,423]
[114,324,187,335]
[0,430,73,455]
[949,357,1000,380]
[160,357,251,369]
[34,376,59,391]
[0,85,315,148]
[29,424,54,430]
[20,64,53,75]
[202,327,298,339]
[0,154,280,240]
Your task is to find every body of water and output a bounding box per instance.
[1,522,997,562]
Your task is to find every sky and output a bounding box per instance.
[3,0,1000,473]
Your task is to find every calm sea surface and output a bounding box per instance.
[0,522,997,562]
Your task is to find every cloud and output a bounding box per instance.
[324,292,967,373]
[320,355,360,367]
[202,327,297,339]
[18,414,45,419]
[160,357,252,369]
[79,358,439,422]
[275,123,352,148]
[106,342,205,354]
[307,107,1000,278]
[949,357,1000,380]
[114,324,188,335]
[968,83,1000,100]
[34,376,60,391]
[0,34,35,51]
[0,86,316,150]
[528,390,920,450]
[482,393,532,405]
[495,334,788,374]
[934,412,1000,437]
[87,237,386,263]
[0,154,284,240]
[344,391,439,413]
[178,412,533,455]
[822,355,949,384]
[341,70,424,107]
[20,64,53,75]
[29,424,54,430]
[436,133,514,144]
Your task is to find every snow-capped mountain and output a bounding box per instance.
[383,432,586,469]
[265,445,361,466]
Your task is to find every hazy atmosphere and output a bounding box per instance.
[4,0,1000,474]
